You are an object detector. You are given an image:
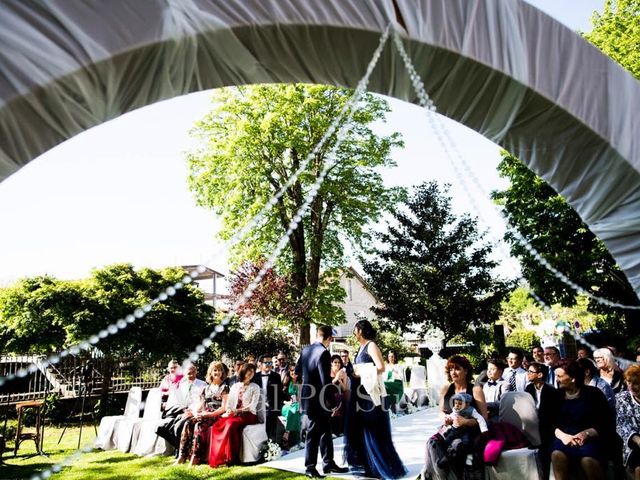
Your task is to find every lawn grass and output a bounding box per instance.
[0,425,330,480]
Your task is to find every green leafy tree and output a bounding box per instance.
[362,182,512,347]
[491,152,640,336]
[505,329,540,352]
[584,0,640,79]
[0,264,217,362]
[187,84,404,345]
[0,276,90,354]
[498,286,545,336]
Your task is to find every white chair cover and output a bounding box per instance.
[404,365,430,407]
[240,392,268,463]
[129,388,173,457]
[116,388,162,453]
[95,387,142,450]
[485,392,541,480]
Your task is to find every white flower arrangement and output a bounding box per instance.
[261,439,282,462]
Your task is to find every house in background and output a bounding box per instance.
[182,265,229,311]
[332,267,380,342]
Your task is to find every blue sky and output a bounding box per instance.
[0,0,607,285]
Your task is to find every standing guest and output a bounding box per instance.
[176,361,229,465]
[422,355,488,480]
[616,364,640,480]
[577,358,616,412]
[593,348,624,394]
[577,346,591,360]
[227,359,244,387]
[525,362,560,480]
[532,345,545,364]
[295,325,349,478]
[252,354,283,443]
[245,354,256,365]
[344,320,407,479]
[159,360,183,410]
[340,349,354,378]
[544,346,561,386]
[208,363,260,467]
[483,358,511,419]
[503,349,528,392]
[550,361,613,480]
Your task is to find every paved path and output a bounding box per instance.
[264,407,441,479]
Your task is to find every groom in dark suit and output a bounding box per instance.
[295,325,349,478]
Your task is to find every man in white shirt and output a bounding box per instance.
[160,363,207,455]
[502,349,528,392]
[482,358,511,418]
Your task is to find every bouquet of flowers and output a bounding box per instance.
[260,439,282,462]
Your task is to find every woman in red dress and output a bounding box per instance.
[208,362,260,467]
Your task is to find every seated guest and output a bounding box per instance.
[158,363,207,451]
[525,362,560,480]
[422,355,488,480]
[176,361,229,465]
[159,359,183,410]
[577,357,616,412]
[577,346,592,360]
[436,392,488,469]
[330,354,349,434]
[227,359,244,387]
[483,358,511,419]
[385,351,404,413]
[616,364,640,480]
[544,346,561,387]
[550,360,614,480]
[594,347,624,394]
[281,363,302,448]
[503,349,528,392]
[252,354,283,443]
[208,362,260,467]
[340,349,354,378]
[532,345,545,364]
[276,352,292,402]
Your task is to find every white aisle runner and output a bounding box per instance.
[264,407,441,479]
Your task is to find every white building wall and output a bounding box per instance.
[333,270,378,339]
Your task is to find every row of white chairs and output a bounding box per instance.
[95,387,268,463]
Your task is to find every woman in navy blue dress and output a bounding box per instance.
[550,360,614,480]
[344,320,407,479]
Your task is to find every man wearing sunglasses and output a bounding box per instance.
[253,354,283,443]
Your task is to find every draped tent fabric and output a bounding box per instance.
[1,0,640,294]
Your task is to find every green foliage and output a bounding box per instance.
[0,264,217,362]
[362,181,513,346]
[498,286,545,335]
[345,319,415,360]
[584,0,640,80]
[187,84,404,343]
[491,152,640,336]
[236,323,297,360]
[505,328,540,352]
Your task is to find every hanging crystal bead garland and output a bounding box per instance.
[0,24,392,388]
[392,29,638,367]
[391,29,640,312]
[24,24,393,480]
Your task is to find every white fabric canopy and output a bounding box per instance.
[1,0,640,294]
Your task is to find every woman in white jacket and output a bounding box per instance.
[208,362,260,467]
